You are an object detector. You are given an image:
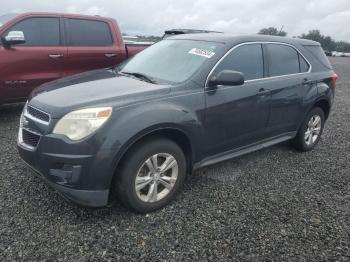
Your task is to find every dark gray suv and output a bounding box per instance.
[17,34,337,213]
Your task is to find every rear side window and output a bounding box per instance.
[303,45,332,69]
[214,44,264,81]
[67,19,113,46]
[5,17,60,46]
[266,44,300,77]
[299,54,310,73]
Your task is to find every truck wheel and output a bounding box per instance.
[291,107,325,152]
[115,138,187,213]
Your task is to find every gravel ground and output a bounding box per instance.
[0,57,349,261]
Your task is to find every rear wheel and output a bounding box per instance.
[115,138,187,213]
[291,107,325,152]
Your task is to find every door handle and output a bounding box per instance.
[257,88,271,96]
[48,54,64,59]
[303,78,313,85]
[105,53,117,58]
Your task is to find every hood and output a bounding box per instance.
[29,69,171,118]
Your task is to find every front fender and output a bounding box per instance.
[100,95,205,180]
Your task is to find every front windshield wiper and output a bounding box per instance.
[121,71,156,84]
[110,66,119,74]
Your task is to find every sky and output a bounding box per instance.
[2,0,350,41]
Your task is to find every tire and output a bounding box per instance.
[115,138,187,213]
[291,107,325,152]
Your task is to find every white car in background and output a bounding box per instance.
[332,51,350,57]
[332,51,343,57]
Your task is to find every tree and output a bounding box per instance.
[258,27,287,37]
[324,36,336,51]
[300,30,337,51]
[257,27,350,52]
[300,30,323,43]
[335,41,350,52]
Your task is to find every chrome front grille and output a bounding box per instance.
[18,108,44,151]
[22,128,41,148]
[25,105,51,125]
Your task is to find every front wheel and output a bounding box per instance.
[115,138,187,213]
[291,107,325,152]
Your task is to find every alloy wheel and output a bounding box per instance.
[304,115,322,146]
[135,153,178,203]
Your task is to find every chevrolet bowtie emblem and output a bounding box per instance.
[23,118,29,127]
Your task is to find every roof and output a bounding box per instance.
[168,33,320,46]
[11,12,115,22]
[164,29,223,34]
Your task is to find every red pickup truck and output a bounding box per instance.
[0,13,150,105]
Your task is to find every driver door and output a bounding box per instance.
[0,16,67,103]
[204,43,271,156]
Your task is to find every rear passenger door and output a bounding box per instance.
[64,18,119,76]
[264,43,311,136]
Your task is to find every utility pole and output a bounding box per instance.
[279,25,285,35]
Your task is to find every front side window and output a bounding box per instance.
[267,44,300,77]
[213,44,264,81]
[5,17,60,46]
[67,19,113,46]
[119,40,220,84]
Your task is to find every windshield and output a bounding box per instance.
[119,40,220,84]
[0,13,18,27]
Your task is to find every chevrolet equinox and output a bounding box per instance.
[17,34,337,213]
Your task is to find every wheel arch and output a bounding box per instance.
[112,126,195,179]
[296,96,331,134]
[313,98,331,120]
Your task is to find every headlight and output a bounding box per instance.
[53,107,112,141]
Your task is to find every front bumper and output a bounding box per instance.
[16,106,116,207]
[18,144,109,207]
[18,142,110,207]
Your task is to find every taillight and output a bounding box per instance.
[332,72,338,89]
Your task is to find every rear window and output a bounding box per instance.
[67,19,113,46]
[303,45,332,69]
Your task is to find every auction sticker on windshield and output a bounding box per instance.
[189,48,216,58]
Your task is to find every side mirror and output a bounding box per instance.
[208,70,245,87]
[2,31,26,46]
